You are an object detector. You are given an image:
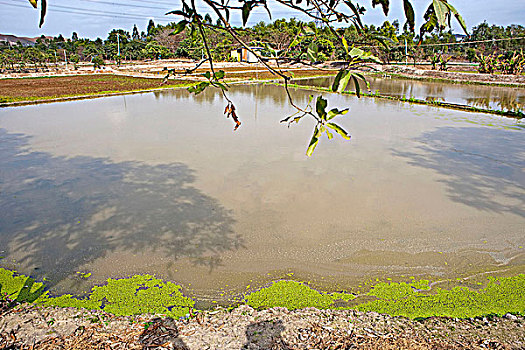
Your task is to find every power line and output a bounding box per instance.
[124,0,185,6]
[79,0,171,11]
[44,3,165,19]
[79,0,213,12]
[363,36,525,49]
[0,1,172,22]
[417,36,525,48]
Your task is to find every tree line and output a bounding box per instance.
[1,19,523,73]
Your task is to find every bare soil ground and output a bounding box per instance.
[381,65,525,86]
[0,75,197,103]
[0,60,337,105]
[1,304,524,349]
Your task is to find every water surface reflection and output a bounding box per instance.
[0,84,523,296]
[298,76,525,112]
[0,129,241,287]
[392,126,525,217]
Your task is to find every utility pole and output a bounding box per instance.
[405,39,407,65]
[64,50,68,70]
[117,33,120,57]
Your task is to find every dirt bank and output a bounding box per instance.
[0,75,197,104]
[1,304,524,349]
[380,65,525,86]
[0,66,337,106]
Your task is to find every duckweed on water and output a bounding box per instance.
[357,275,525,318]
[0,269,194,318]
[1,268,524,319]
[0,268,46,303]
[245,281,355,310]
[367,280,430,300]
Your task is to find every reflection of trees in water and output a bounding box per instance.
[392,126,525,217]
[152,84,313,109]
[466,94,524,112]
[0,129,241,286]
[296,77,523,112]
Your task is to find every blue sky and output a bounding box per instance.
[0,0,524,39]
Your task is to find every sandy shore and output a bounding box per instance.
[1,303,524,349]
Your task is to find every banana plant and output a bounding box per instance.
[439,55,451,71]
[430,53,441,70]
[499,50,525,75]
[476,53,499,74]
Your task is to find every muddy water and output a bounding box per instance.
[298,76,525,112]
[0,84,524,300]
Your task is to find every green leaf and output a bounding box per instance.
[349,47,365,58]
[331,69,345,92]
[39,0,47,28]
[341,36,349,54]
[170,20,188,35]
[242,1,253,26]
[307,94,314,105]
[188,82,209,94]
[211,81,228,91]
[442,2,468,35]
[352,72,370,90]
[352,75,361,97]
[335,70,352,93]
[306,126,321,157]
[326,123,351,140]
[402,0,415,32]
[326,129,334,140]
[215,70,225,80]
[344,1,364,29]
[303,26,315,35]
[28,0,37,8]
[289,37,302,49]
[432,0,448,29]
[165,10,187,17]
[307,42,318,63]
[349,47,381,64]
[371,0,389,16]
[327,108,349,120]
[315,96,328,120]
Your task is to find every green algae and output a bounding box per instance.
[367,280,430,300]
[357,275,525,318]
[244,276,525,318]
[245,280,355,310]
[88,275,194,318]
[0,268,194,318]
[39,294,101,310]
[0,268,46,303]
[2,268,524,319]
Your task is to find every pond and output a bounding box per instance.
[297,76,525,112]
[0,84,524,301]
